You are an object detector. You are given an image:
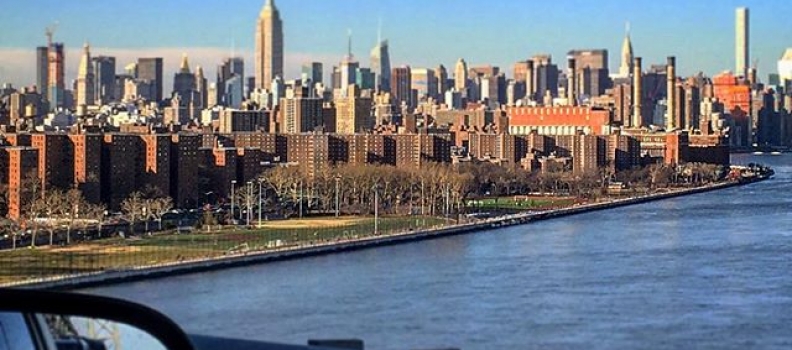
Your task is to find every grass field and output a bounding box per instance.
[466,196,577,210]
[0,216,446,284]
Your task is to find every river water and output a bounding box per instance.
[84,154,792,349]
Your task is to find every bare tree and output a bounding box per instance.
[20,171,43,248]
[82,203,107,238]
[233,185,259,225]
[150,196,174,231]
[61,188,89,245]
[121,192,146,236]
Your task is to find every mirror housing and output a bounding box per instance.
[0,289,194,350]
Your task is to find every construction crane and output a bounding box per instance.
[45,21,59,46]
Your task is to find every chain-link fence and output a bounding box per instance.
[0,215,449,286]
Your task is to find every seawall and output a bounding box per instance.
[14,177,769,291]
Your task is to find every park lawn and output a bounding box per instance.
[125,215,444,250]
[466,196,577,210]
[0,215,445,284]
[0,244,220,284]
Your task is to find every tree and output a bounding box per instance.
[121,192,146,235]
[20,171,43,248]
[150,196,174,231]
[648,163,674,189]
[0,184,8,217]
[233,184,259,225]
[61,188,89,245]
[40,189,67,246]
[81,202,106,239]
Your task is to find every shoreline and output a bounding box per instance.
[10,176,770,291]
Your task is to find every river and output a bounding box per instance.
[83,154,792,349]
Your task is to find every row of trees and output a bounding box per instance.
[236,163,473,219]
[615,162,726,189]
[119,190,174,234]
[2,161,726,246]
[3,174,176,249]
[20,179,106,248]
[229,161,727,219]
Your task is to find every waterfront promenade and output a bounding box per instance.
[10,173,770,291]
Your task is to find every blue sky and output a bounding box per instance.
[0,0,790,88]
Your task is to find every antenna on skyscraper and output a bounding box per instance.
[45,21,59,46]
[231,38,236,58]
[377,16,382,43]
[625,21,630,35]
[347,28,354,60]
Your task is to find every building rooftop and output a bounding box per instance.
[781,48,792,61]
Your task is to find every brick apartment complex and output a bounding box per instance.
[467,132,640,175]
[0,103,722,217]
[3,147,38,220]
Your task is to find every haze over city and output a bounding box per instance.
[1,0,790,88]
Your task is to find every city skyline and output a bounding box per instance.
[1,0,790,90]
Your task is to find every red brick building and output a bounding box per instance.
[101,134,139,210]
[69,133,102,204]
[712,72,751,147]
[31,133,72,192]
[209,148,238,201]
[170,133,202,208]
[507,106,613,136]
[139,134,171,197]
[4,147,38,220]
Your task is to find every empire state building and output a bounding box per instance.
[255,0,283,90]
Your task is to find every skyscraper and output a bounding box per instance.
[137,57,164,101]
[391,66,412,110]
[92,56,116,104]
[532,55,558,102]
[339,34,360,94]
[454,58,468,92]
[255,0,284,90]
[567,49,610,98]
[280,84,323,133]
[75,42,95,111]
[301,62,323,84]
[355,67,376,90]
[195,66,207,109]
[513,61,531,82]
[217,57,244,106]
[618,24,634,78]
[335,85,373,134]
[779,48,792,82]
[48,42,65,110]
[173,54,196,100]
[36,46,48,99]
[735,7,749,77]
[436,64,448,102]
[370,39,391,93]
[411,68,437,101]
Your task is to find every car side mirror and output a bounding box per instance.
[0,289,194,350]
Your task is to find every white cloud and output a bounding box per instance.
[0,47,342,92]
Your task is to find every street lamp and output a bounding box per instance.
[334,176,341,217]
[372,184,380,235]
[298,180,304,218]
[258,180,263,226]
[230,180,237,225]
[246,181,253,226]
